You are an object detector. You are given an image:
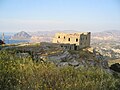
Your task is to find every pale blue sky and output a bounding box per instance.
[0,0,120,32]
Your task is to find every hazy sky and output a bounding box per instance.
[0,0,120,32]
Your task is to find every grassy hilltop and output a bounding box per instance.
[0,43,120,90]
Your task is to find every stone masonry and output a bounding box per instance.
[52,32,91,50]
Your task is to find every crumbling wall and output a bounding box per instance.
[53,32,91,50]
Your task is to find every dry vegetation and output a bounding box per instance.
[0,45,120,90]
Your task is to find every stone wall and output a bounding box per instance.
[53,32,91,50]
[79,32,91,48]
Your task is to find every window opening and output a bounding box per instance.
[68,38,70,41]
[76,38,78,42]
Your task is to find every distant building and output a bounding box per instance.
[52,32,91,50]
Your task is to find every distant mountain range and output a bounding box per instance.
[92,30,120,43]
[11,31,31,40]
[28,30,80,42]
[28,30,80,37]
[9,30,120,42]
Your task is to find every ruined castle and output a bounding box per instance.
[52,32,91,50]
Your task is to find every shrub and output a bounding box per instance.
[0,50,119,90]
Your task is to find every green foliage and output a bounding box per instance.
[0,50,120,90]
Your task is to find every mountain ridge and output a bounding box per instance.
[11,31,31,40]
[9,30,120,42]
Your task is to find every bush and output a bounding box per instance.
[0,50,120,90]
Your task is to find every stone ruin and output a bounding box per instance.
[52,32,91,50]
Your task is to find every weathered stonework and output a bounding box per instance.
[52,32,91,50]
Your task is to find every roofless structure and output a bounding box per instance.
[52,32,91,50]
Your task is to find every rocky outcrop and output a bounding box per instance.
[110,63,120,73]
[47,49,109,69]
[11,42,109,69]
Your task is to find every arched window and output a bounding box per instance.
[58,36,60,38]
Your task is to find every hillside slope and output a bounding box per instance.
[3,42,109,69]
